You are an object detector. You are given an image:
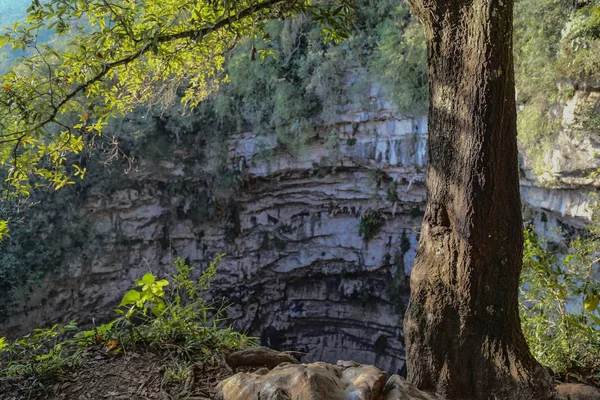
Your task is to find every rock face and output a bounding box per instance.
[1,104,425,374]
[525,89,600,188]
[0,90,596,375]
[216,359,440,400]
[519,87,599,236]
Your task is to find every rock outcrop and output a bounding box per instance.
[226,347,300,371]
[216,359,440,400]
[215,350,600,400]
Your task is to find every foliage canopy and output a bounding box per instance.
[0,0,353,203]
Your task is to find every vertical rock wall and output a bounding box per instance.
[0,97,595,374]
[0,105,428,374]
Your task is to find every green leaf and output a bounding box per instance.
[139,273,155,286]
[151,301,166,317]
[589,312,600,326]
[151,286,165,296]
[0,220,8,241]
[119,290,141,306]
[584,295,599,312]
[155,279,169,288]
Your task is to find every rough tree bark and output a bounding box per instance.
[403,0,554,398]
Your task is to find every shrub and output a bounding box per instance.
[520,207,600,384]
[359,210,382,242]
[0,189,95,309]
[557,3,600,83]
[0,255,253,396]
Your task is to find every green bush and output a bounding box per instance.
[517,102,561,176]
[0,255,253,396]
[558,2,600,83]
[520,205,600,384]
[190,0,430,169]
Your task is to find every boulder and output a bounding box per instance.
[226,347,299,371]
[383,375,442,400]
[216,360,439,400]
[554,383,600,400]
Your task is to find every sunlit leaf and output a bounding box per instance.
[119,289,141,306]
[584,295,599,312]
[139,273,155,286]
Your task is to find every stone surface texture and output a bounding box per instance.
[554,383,600,400]
[226,347,300,371]
[216,359,440,400]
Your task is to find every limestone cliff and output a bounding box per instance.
[0,88,596,375]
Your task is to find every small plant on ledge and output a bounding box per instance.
[359,210,382,242]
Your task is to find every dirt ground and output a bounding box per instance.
[0,350,238,400]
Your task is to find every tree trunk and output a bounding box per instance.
[403,0,553,398]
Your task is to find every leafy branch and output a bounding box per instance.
[0,0,354,199]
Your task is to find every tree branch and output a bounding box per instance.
[9,0,293,142]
